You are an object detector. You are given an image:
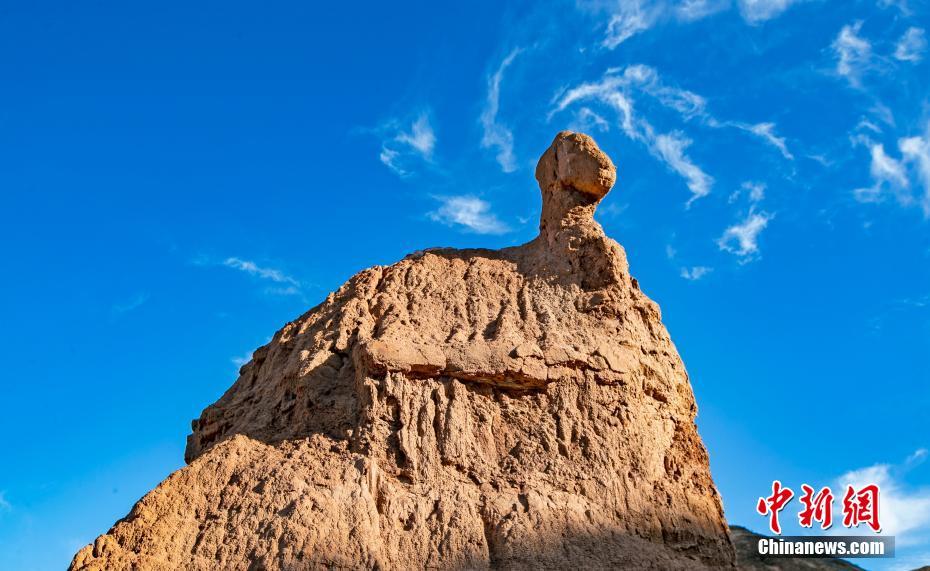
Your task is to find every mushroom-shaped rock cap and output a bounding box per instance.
[536,131,616,200]
[536,131,617,233]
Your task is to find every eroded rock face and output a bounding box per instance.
[71,132,736,570]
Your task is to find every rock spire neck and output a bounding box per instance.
[534,131,617,235]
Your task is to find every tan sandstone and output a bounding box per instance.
[71,131,736,570]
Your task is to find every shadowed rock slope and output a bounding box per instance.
[71,132,736,570]
[730,527,864,570]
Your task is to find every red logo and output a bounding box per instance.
[798,484,834,529]
[757,481,881,534]
[757,480,794,534]
[842,484,881,532]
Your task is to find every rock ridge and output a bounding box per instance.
[71,131,736,570]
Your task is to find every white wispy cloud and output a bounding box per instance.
[680,265,713,280]
[378,112,436,176]
[852,144,899,203]
[835,450,930,546]
[737,0,801,24]
[900,124,930,217]
[559,64,704,120]
[0,491,11,512]
[745,181,766,202]
[428,196,509,234]
[625,64,708,120]
[907,448,929,467]
[676,0,730,21]
[552,70,638,136]
[395,114,435,157]
[481,49,521,173]
[857,118,883,134]
[720,165,775,265]
[624,66,793,160]
[592,0,782,48]
[554,65,700,121]
[655,132,714,204]
[224,257,299,286]
[553,65,792,204]
[877,0,911,14]
[378,147,403,175]
[552,66,714,204]
[221,257,302,295]
[737,122,794,160]
[872,143,909,188]
[871,102,896,128]
[601,0,656,48]
[895,27,927,63]
[833,21,872,87]
[570,107,611,133]
[854,123,930,216]
[730,181,766,204]
[111,292,150,314]
[717,208,774,260]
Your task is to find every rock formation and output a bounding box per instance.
[71,131,736,570]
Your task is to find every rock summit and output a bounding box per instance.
[72,132,736,570]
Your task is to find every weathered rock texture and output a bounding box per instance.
[72,131,735,570]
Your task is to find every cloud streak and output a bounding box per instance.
[552,66,714,204]
[224,257,299,286]
[221,257,302,295]
[894,27,927,63]
[737,0,801,24]
[396,114,436,158]
[854,122,930,217]
[737,122,794,160]
[589,0,797,48]
[717,208,774,261]
[570,108,611,133]
[481,49,521,173]
[379,113,436,176]
[833,21,872,87]
[655,132,714,204]
[602,0,655,48]
[680,266,713,280]
[676,0,730,21]
[428,196,509,234]
[553,65,790,204]
[900,125,930,217]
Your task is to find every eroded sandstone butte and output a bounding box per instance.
[71,132,736,570]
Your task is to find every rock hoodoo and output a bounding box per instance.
[71,132,736,570]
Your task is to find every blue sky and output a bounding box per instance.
[1,1,928,569]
